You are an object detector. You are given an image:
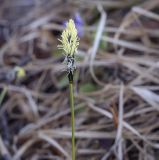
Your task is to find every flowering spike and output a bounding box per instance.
[58,19,79,56]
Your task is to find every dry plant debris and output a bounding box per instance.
[0,0,159,159]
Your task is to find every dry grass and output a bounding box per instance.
[0,0,159,159]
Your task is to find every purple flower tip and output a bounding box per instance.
[74,13,84,25]
[74,13,84,37]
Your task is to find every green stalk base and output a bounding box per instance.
[68,72,75,160]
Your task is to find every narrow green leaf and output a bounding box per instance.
[79,83,97,93]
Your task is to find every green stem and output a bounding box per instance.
[68,73,75,160]
[0,87,7,106]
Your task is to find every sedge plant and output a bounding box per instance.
[58,19,79,160]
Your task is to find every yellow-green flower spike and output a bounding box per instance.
[58,19,79,56]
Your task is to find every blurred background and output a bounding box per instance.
[0,0,159,159]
